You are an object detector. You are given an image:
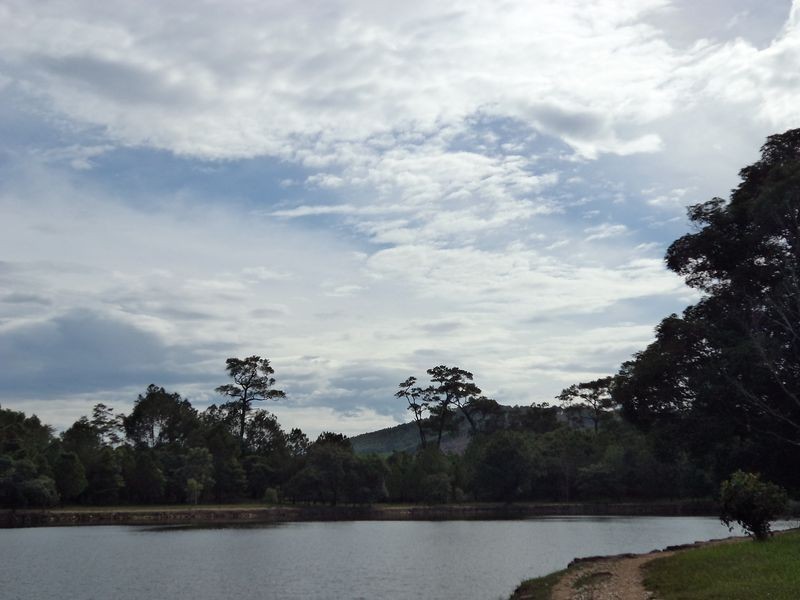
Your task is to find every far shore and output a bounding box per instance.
[0,499,716,528]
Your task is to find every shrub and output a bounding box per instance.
[719,471,788,541]
[262,487,279,504]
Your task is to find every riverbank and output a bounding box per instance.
[510,527,800,600]
[0,499,715,528]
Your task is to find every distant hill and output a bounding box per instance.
[350,405,571,455]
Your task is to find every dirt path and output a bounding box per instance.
[549,550,674,600]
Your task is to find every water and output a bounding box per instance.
[0,517,794,600]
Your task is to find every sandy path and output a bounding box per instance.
[549,550,673,600]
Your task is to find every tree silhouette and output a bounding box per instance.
[216,356,286,453]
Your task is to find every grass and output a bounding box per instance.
[644,529,800,600]
[507,569,566,600]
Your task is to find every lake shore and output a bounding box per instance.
[509,526,800,600]
[0,499,715,528]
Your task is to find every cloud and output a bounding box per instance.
[2,292,52,305]
[584,223,629,241]
[0,309,179,395]
[1,0,798,436]
[0,0,692,160]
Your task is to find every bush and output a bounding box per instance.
[262,487,279,504]
[719,471,788,541]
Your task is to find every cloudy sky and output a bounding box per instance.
[1,0,798,436]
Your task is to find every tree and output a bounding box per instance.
[558,376,616,433]
[719,471,788,540]
[660,129,800,447]
[610,130,800,495]
[127,451,166,504]
[53,451,88,503]
[183,447,215,503]
[468,431,539,502]
[244,410,286,455]
[123,385,199,449]
[396,365,484,449]
[90,403,123,446]
[394,377,429,449]
[84,447,124,504]
[216,356,286,453]
[286,428,310,457]
[427,365,482,436]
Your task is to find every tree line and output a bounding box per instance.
[4,130,800,508]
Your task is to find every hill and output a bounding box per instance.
[350,404,570,455]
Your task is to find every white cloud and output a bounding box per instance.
[0,0,690,160]
[584,223,629,241]
[2,0,798,434]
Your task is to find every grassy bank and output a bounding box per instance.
[508,570,566,600]
[509,528,800,600]
[644,529,800,600]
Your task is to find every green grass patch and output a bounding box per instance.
[644,530,800,600]
[508,569,566,600]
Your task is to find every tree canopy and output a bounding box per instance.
[216,356,286,453]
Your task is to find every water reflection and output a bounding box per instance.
[1,517,795,600]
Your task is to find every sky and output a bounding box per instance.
[1,0,799,437]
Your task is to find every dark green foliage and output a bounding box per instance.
[244,410,286,455]
[539,427,596,502]
[719,471,788,540]
[123,385,199,449]
[62,418,102,469]
[0,455,59,508]
[212,456,247,502]
[611,129,800,493]
[468,431,539,501]
[90,403,123,446]
[393,365,493,450]
[243,455,278,499]
[0,408,53,459]
[183,447,215,501]
[53,452,88,503]
[558,377,615,433]
[126,452,166,503]
[85,447,124,504]
[385,451,415,502]
[285,433,388,505]
[286,428,309,457]
[216,356,285,453]
[0,408,60,507]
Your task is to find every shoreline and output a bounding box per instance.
[0,500,715,528]
[509,526,800,599]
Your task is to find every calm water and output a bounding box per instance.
[1,516,794,600]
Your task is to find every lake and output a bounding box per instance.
[1,516,794,600]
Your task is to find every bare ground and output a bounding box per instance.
[542,535,748,600]
[549,551,674,600]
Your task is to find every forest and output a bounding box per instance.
[3,130,800,509]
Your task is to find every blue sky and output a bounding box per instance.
[1,0,798,435]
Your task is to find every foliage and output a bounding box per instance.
[216,356,285,453]
[123,386,199,449]
[53,451,88,503]
[394,365,495,449]
[467,431,539,501]
[557,376,615,433]
[719,471,788,540]
[611,129,800,492]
